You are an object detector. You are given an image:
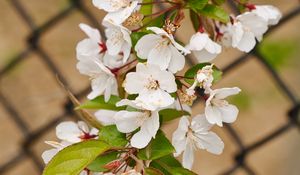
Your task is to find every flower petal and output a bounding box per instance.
[205,105,223,127]
[168,45,185,73]
[135,34,161,59]
[56,121,82,143]
[79,23,101,43]
[214,87,241,99]
[95,109,117,125]
[182,144,194,170]
[130,126,153,148]
[219,104,239,123]
[114,111,143,133]
[194,131,224,155]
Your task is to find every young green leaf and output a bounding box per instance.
[99,125,128,147]
[145,167,164,175]
[138,130,175,160]
[43,140,110,175]
[150,155,197,175]
[199,4,230,23]
[184,63,222,85]
[77,95,124,110]
[87,152,118,172]
[187,0,209,12]
[140,0,153,25]
[159,109,190,122]
[189,10,200,32]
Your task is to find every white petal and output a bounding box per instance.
[76,39,100,60]
[87,75,109,99]
[254,5,281,25]
[182,144,194,170]
[205,105,223,127]
[103,52,123,69]
[214,87,241,99]
[191,114,212,132]
[237,12,268,38]
[95,109,117,125]
[114,111,143,133]
[236,30,256,52]
[219,104,239,123]
[79,23,101,43]
[148,42,172,71]
[77,121,90,134]
[124,72,146,94]
[135,34,161,59]
[168,45,185,73]
[172,116,189,156]
[56,121,82,143]
[154,68,177,93]
[136,89,174,109]
[194,131,224,155]
[147,27,169,36]
[130,126,153,148]
[42,148,59,164]
[187,32,208,51]
[143,111,160,138]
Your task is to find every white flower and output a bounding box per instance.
[42,121,98,164]
[172,115,224,170]
[221,12,268,52]
[186,32,221,63]
[205,87,241,127]
[114,99,160,148]
[95,109,117,125]
[104,21,132,63]
[252,5,281,25]
[135,27,190,73]
[76,57,118,101]
[93,0,140,25]
[76,23,105,60]
[123,63,177,110]
[188,64,214,94]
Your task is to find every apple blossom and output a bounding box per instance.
[172,115,224,169]
[186,32,221,63]
[205,87,241,127]
[252,5,282,25]
[114,99,160,148]
[93,0,140,25]
[135,27,190,73]
[123,63,177,110]
[188,64,214,94]
[103,21,132,63]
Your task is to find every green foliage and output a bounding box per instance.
[187,0,209,12]
[150,155,197,175]
[184,63,223,85]
[87,152,118,172]
[198,4,230,23]
[189,10,200,32]
[258,40,298,70]
[77,95,124,110]
[138,130,175,160]
[140,0,153,25]
[212,0,226,5]
[99,125,128,147]
[159,109,190,122]
[145,167,164,175]
[43,140,110,175]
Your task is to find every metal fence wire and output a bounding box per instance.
[0,0,299,174]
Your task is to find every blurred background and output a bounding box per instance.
[0,0,300,174]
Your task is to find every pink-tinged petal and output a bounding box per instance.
[130,126,153,148]
[79,23,101,43]
[219,104,239,123]
[95,109,117,126]
[182,144,194,170]
[194,131,224,155]
[135,34,161,59]
[114,111,143,133]
[168,45,185,73]
[205,105,223,127]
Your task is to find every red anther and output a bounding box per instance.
[79,133,97,140]
[104,160,122,170]
[99,42,107,53]
[246,4,256,10]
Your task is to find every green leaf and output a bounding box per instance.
[151,155,197,175]
[138,130,175,160]
[43,140,110,175]
[145,167,164,175]
[184,63,222,85]
[199,4,229,23]
[77,95,124,110]
[140,0,153,25]
[189,10,200,32]
[87,152,118,172]
[187,0,209,11]
[99,125,128,147]
[212,0,225,5]
[159,109,190,122]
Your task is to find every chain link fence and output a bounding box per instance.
[0,0,299,174]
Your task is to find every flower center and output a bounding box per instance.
[145,77,159,90]
[211,98,228,107]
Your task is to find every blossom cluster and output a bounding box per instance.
[42,0,281,174]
